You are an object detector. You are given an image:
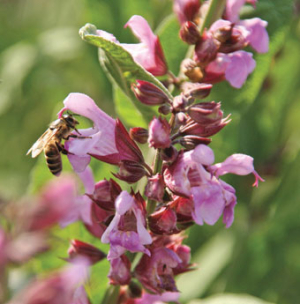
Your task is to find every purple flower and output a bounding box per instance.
[134,291,180,304]
[96,16,168,76]
[60,93,144,172]
[101,191,152,260]
[164,145,263,227]
[108,255,131,285]
[225,0,268,53]
[59,168,94,228]
[8,258,90,304]
[148,117,171,149]
[209,153,264,187]
[205,51,256,88]
[135,247,181,293]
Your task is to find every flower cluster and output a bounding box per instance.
[15,1,267,303]
[176,0,269,88]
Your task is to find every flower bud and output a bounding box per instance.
[172,197,194,223]
[180,116,231,137]
[148,117,171,149]
[213,23,233,43]
[172,94,189,112]
[68,239,106,265]
[174,0,201,25]
[148,207,177,235]
[132,80,171,105]
[130,127,148,144]
[180,58,204,82]
[179,21,200,45]
[145,174,165,202]
[188,101,223,125]
[161,146,178,163]
[87,179,121,211]
[158,103,172,115]
[114,160,147,183]
[175,112,188,126]
[182,82,212,100]
[194,32,220,67]
[179,135,211,149]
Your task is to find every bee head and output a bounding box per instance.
[62,114,79,128]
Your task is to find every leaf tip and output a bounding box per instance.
[79,23,97,40]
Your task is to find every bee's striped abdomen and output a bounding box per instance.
[44,142,62,176]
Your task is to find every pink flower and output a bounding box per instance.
[135,247,181,293]
[60,93,144,172]
[239,18,269,53]
[96,16,167,76]
[58,168,94,228]
[134,291,180,304]
[225,0,268,53]
[205,51,256,88]
[108,255,131,285]
[164,145,262,227]
[101,191,152,260]
[8,258,90,304]
[148,117,171,149]
[209,153,264,187]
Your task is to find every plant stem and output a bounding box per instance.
[101,285,120,304]
[199,0,227,35]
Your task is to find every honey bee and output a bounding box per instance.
[27,114,82,176]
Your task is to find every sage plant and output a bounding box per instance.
[5,0,269,303]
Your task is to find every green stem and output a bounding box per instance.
[199,0,227,35]
[101,285,120,304]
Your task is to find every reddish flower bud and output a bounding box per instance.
[179,21,200,44]
[188,101,223,125]
[114,160,147,183]
[108,255,131,285]
[68,239,106,265]
[172,196,194,223]
[158,104,172,115]
[174,0,201,25]
[161,146,178,163]
[86,179,121,211]
[130,127,148,144]
[145,174,165,202]
[148,207,178,235]
[172,94,189,112]
[179,135,211,149]
[148,117,171,149]
[194,32,220,67]
[212,23,233,43]
[182,82,212,100]
[175,112,188,126]
[180,58,204,82]
[180,116,231,137]
[132,80,171,105]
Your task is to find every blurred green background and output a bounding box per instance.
[1,0,300,303]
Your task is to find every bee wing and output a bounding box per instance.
[26,128,58,158]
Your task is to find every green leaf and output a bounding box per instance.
[188,293,275,304]
[113,85,148,128]
[79,23,173,124]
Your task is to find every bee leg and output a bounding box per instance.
[56,142,74,155]
[64,134,92,140]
